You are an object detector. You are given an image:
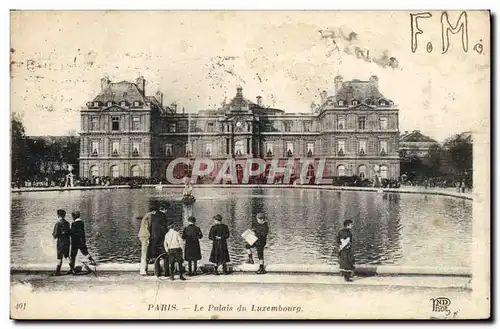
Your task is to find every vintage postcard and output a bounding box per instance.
[9,10,490,319]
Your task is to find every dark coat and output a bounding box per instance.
[149,211,168,258]
[52,219,71,247]
[70,220,86,247]
[252,221,269,247]
[182,224,203,261]
[209,223,230,264]
[337,228,355,271]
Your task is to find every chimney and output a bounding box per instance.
[101,76,111,91]
[404,131,408,134]
[256,96,262,106]
[310,102,316,114]
[320,90,328,105]
[156,91,163,106]
[334,75,343,93]
[171,102,177,113]
[236,86,243,97]
[369,75,379,88]
[136,76,146,95]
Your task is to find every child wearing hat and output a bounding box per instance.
[51,209,71,276]
[68,211,96,274]
[208,214,230,275]
[182,216,203,276]
[246,213,269,274]
[164,222,186,281]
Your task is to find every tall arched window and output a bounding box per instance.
[380,165,388,179]
[130,165,140,177]
[236,164,244,183]
[90,165,99,178]
[307,164,315,177]
[110,165,119,178]
[337,165,346,177]
[358,165,367,179]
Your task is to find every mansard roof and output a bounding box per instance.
[327,78,393,106]
[92,81,147,104]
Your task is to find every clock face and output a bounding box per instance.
[236,121,242,128]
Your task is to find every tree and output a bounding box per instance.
[11,113,27,183]
[443,133,473,185]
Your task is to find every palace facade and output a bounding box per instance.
[79,75,400,181]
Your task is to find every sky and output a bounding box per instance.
[10,11,490,142]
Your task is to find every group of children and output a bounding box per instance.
[51,209,96,276]
[137,201,270,280]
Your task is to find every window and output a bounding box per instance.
[266,143,273,156]
[304,121,312,132]
[110,165,119,178]
[170,124,176,133]
[380,100,387,106]
[90,165,99,177]
[111,116,120,131]
[286,142,294,157]
[90,117,99,131]
[338,100,344,106]
[132,116,140,131]
[133,101,140,107]
[226,138,230,154]
[165,143,173,156]
[284,122,292,132]
[207,122,214,133]
[130,165,140,177]
[359,140,367,155]
[352,100,358,105]
[93,102,99,107]
[379,117,388,130]
[235,141,244,156]
[337,165,346,177]
[358,116,366,130]
[107,101,113,107]
[380,141,388,155]
[111,141,120,156]
[337,140,345,155]
[205,143,212,156]
[307,143,314,157]
[120,101,126,107]
[132,142,140,157]
[247,123,252,132]
[185,144,192,156]
[337,116,345,129]
[380,165,388,179]
[358,165,367,179]
[91,141,99,157]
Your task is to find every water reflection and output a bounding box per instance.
[10,188,472,268]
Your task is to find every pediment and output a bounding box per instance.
[350,103,376,111]
[103,105,128,112]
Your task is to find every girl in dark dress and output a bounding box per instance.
[208,214,230,275]
[182,216,203,276]
[337,219,355,282]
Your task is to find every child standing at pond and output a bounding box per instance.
[182,216,203,276]
[209,214,230,275]
[337,219,355,282]
[164,222,186,281]
[51,209,71,276]
[245,213,269,274]
[68,211,96,274]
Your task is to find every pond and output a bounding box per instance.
[10,187,472,268]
